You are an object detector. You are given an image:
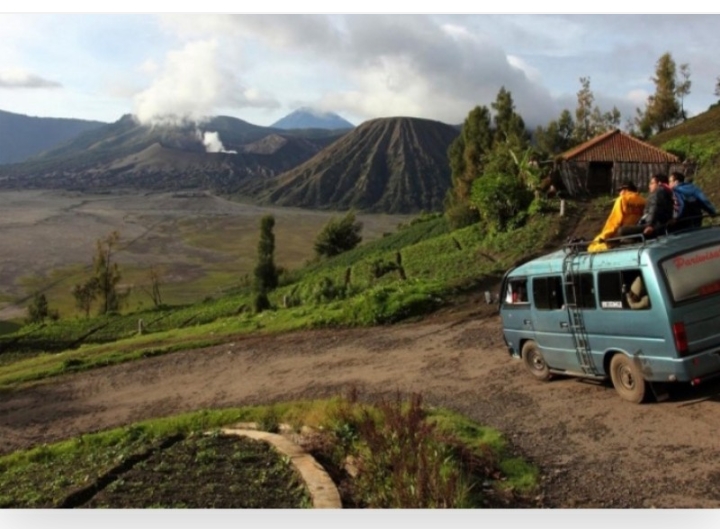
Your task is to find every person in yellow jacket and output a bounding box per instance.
[587,179,647,252]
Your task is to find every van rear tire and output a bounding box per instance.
[609,354,648,403]
[521,340,552,381]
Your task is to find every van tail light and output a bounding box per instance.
[673,322,689,357]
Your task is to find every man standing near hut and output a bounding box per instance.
[587,179,646,252]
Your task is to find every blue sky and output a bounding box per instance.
[2,6,719,130]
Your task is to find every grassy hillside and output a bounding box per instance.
[0,198,582,385]
[4,101,720,385]
[650,104,720,205]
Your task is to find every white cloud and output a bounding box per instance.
[626,89,650,107]
[507,55,542,84]
[132,38,279,126]
[0,69,61,89]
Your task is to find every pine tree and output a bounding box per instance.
[253,215,278,312]
[534,109,576,158]
[491,86,528,146]
[635,52,682,136]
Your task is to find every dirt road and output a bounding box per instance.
[2,306,720,508]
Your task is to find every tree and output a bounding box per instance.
[635,52,682,136]
[573,77,621,143]
[72,279,98,318]
[26,292,52,324]
[314,211,363,258]
[714,76,720,99]
[469,172,533,233]
[141,266,164,308]
[446,105,493,207]
[491,86,528,146]
[676,62,692,121]
[253,215,278,312]
[93,231,127,315]
[534,109,576,158]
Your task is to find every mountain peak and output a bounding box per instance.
[271,109,354,130]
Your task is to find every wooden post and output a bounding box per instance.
[560,199,566,217]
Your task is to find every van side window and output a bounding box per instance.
[564,273,596,309]
[598,270,651,310]
[504,278,529,306]
[532,276,564,310]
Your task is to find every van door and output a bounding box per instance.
[530,275,579,371]
[501,277,534,355]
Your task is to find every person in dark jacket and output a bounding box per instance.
[618,173,677,240]
[669,171,717,230]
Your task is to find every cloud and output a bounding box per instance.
[0,69,61,89]
[132,38,280,126]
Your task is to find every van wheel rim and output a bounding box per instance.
[618,365,635,389]
[530,351,545,371]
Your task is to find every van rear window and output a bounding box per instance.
[662,243,720,303]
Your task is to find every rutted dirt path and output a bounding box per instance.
[2,307,720,508]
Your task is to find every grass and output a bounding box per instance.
[0,392,539,508]
[10,207,414,318]
[0,200,575,389]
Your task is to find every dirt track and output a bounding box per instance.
[2,304,720,508]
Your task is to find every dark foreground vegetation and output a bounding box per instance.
[0,392,538,508]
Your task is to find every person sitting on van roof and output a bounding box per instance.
[587,179,646,252]
[669,171,717,230]
[618,173,678,240]
[626,275,650,310]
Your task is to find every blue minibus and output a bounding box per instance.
[499,224,720,403]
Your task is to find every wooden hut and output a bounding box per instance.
[556,129,692,197]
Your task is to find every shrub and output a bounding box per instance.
[470,172,533,233]
[314,212,363,258]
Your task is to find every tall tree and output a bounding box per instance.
[714,76,720,99]
[534,109,576,158]
[491,86,528,146]
[447,105,493,205]
[253,215,278,312]
[93,231,126,315]
[676,62,692,121]
[635,52,682,136]
[572,77,621,143]
[445,105,493,228]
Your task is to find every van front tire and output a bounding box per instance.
[521,340,552,382]
[609,354,648,403]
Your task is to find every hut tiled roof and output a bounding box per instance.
[558,129,680,163]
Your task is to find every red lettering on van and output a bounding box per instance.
[673,248,720,270]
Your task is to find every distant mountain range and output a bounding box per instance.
[0,109,106,164]
[0,109,459,214]
[270,108,354,130]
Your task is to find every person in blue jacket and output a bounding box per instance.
[669,171,717,230]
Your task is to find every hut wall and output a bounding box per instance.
[561,161,692,196]
[559,161,589,197]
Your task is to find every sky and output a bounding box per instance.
[2,5,720,131]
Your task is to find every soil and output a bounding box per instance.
[81,434,311,509]
[3,295,720,508]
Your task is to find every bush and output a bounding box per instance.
[470,172,533,233]
[314,212,363,258]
